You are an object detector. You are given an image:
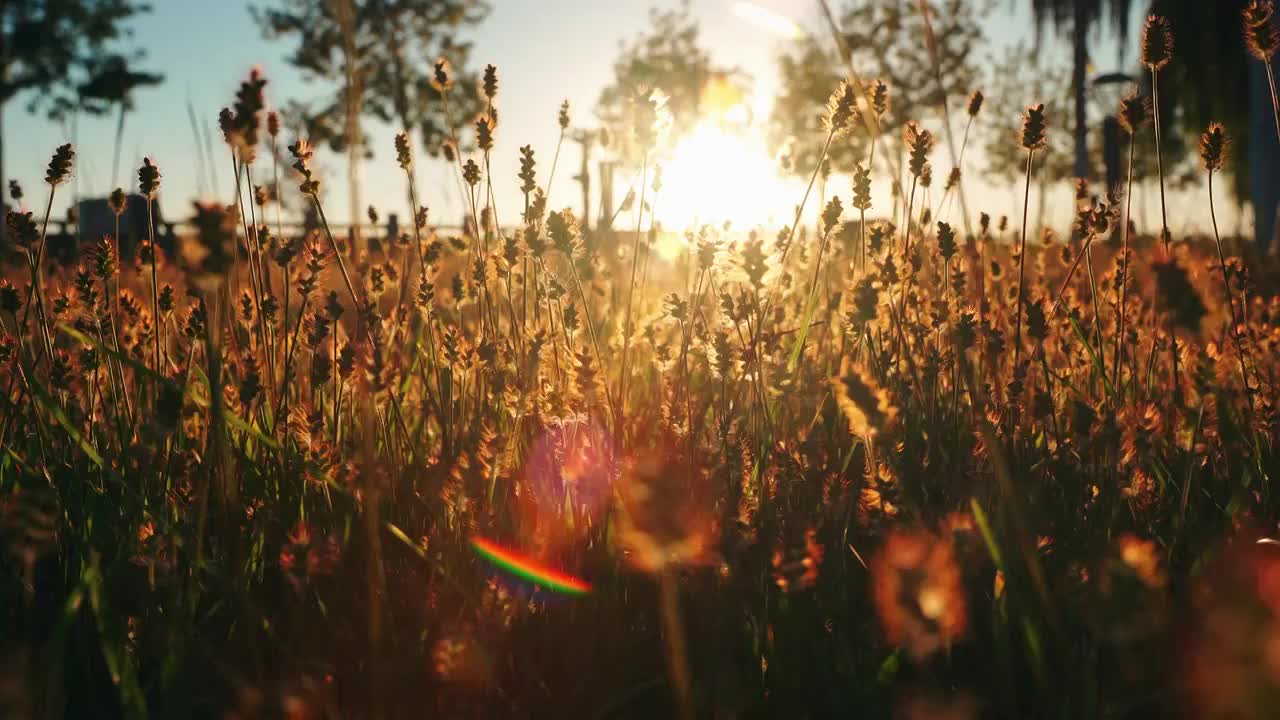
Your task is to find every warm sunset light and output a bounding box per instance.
[653,116,797,244]
[9,1,1280,718]
[732,1,804,39]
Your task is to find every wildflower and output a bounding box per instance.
[518,145,536,196]
[5,210,38,249]
[616,441,715,573]
[832,358,897,438]
[936,222,957,262]
[289,139,320,196]
[852,164,872,211]
[108,187,128,217]
[825,79,859,132]
[870,79,889,117]
[558,99,571,130]
[135,157,162,200]
[872,529,967,661]
[394,131,412,170]
[1200,122,1229,172]
[462,159,481,187]
[1118,534,1165,588]
[1141,15,1174,71]
[431,57,453,92]
[475,114,495,152]
[821,195,843,236]
[966,89,984,117]
[1117,92,1152,134]
[547,209,579,257]
[1020,104,1048,151]
[903,122,933,178]
[45,144,75,187]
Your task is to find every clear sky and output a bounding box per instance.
[7,0,1189,236]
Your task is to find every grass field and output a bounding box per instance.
[2,11,1280,719]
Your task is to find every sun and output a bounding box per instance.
[650,110,799,259]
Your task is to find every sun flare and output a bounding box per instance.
[650,113,799,258]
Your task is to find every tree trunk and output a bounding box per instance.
[1072,4,1090,182]
[333,0,361,254]
[1,99,6,246]
[1249,59,1280,251]
[112,102,127,191]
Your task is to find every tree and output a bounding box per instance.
[0,0,158,215]
[1146,0,1275,248]
[1029,0,1136,181]
[769,0,990,184]
[255,0,489,234]
[73,53,164,189]
[596,4,737,167]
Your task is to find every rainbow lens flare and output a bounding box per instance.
[471,537,591,596]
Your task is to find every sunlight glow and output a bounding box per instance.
[731,1,804,39]
[652,114,798,256]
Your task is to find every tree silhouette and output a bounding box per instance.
[770,0,989,188]
[254,0,488,235]
[1029,0,1136,180]
[596,5,737,168]
[0,0,159,219]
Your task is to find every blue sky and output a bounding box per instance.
[7,0,1167,233]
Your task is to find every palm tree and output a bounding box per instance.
[1030,0,1137,181]
[1148,0,1278,250]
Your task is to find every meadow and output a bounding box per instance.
[2,7,1280,720]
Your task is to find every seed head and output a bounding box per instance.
[218,107,237,145]
[432,58,453,92]
[395,131,413,170]
[45,144,75,187]
[232,68,267,162]
[945,167,961,192]
[138,157,161,198]
[518,145,537,196]
[1200,122,1229,173]
[462,159,481,187]
[870,79,889,117]
[289,139,320,195]
[475,114,495,152]
[821,195,843,236]
[936,222,957,261]
[1141,15,1174,71]
[1020,104,1048,151]
[547,208,579,257]
[1246,2,1280,61]
[558,99,571,130]
[91,235,117,280]
[903,122,933,178]
[267,110,280,138]
[832,358,897,438]
[966,90,984,118]
[8,180,21,202]
[1117,92,1152,134]
[109,188,128,216]
[5,210,38,248]
[825,79,859,132]
[482,64,498,100]
[852,164,872,211]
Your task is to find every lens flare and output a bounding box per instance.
[731,2,803,39]
[471,537,591,596]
